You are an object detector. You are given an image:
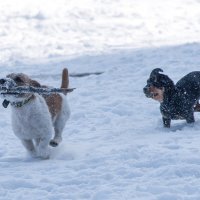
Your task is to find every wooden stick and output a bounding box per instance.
[0,86,75,95]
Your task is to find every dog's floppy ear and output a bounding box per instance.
[150,68,163,81]
[149,68,174,88]
[150,68,175,95]
[30,80,41,87]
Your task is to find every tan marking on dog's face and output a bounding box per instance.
[7,73,30,86]
[6,73,41,99]
[149,86,164,102]
[7,73,41,87]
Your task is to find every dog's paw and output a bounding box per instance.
[29,150,37,158]
[37,148,50,159]
[49,140,58,147]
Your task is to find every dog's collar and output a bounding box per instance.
[10,95,35,108]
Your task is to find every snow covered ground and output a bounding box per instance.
[1,0,200,199]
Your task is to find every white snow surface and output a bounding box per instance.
[1,0,200,199]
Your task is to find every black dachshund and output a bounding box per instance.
[143,68,200,128]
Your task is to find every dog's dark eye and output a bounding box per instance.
[14,77,23,83]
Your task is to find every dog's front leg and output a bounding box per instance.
[162,117,171,128]
[21,139,36,157]
[186,112,195,124]
[37,137,50,159]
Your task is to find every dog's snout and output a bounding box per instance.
[0,79,6,85]
[143,85,152,98]
[143,86,149,94]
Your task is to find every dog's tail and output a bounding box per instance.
[61,68,69,95]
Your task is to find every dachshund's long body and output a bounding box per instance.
[143,69,200,128]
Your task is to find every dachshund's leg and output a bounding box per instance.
[186,112,195,124]
[162,117,171,128]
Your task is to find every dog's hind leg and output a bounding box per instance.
[50,97,70,147]
[21,139,36,156]
[50,115,67,147]
[186,112,195,124]
[162,117,171,128]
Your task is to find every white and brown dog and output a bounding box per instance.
[0,68,70,159]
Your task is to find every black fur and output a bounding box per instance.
[143,68,200,127]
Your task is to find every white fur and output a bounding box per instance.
[0,74,70,159]
[10,94,70,159]
[11,94,53,158]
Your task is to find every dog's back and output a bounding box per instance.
[44,68,69,119]
[176,71,200,89]
[176,71,200,102]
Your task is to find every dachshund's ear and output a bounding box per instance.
[150,68,163,78]
[30,80,41,87]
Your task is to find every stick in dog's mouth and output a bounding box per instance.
[0,86,76,95]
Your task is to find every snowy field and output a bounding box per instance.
[1,0,200,199]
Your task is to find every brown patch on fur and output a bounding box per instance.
[7,73,30,86]
[7,73,41,87]
[44,68,69,118]
[149,86,164,102]
[30,80,41,87]
[44,94,62,119]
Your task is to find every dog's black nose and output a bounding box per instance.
[0,79,6,85]
[143,86,148,94]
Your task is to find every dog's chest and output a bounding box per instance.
[160,100,188,120]
[11,98,53,139]
[161,107,184,120]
